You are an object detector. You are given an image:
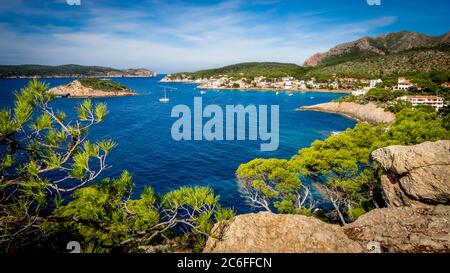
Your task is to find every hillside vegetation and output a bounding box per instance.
[170,62,309,79]
[78,78,130,92]
[308,45,450,78]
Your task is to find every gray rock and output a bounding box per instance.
[371,140,450,206]
[344,205,450,253]
[203,212,363,253]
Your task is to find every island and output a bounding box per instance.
[47,78,137,98]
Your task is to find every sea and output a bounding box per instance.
[0,75,356,214]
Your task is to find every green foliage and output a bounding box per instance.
[385,99,412,113]
[1,79,232,253]
[171,62,309,80]
[365,88,406,102]
[236,158,311,214]
[385,107,450,145]
[46,177,233,252]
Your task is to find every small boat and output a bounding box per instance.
[276,91,280,95]
[158,85,177,103]
[200,90,206,94]
[288,93,294,97]
[310,96,314,99]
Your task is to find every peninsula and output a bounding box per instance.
[0,64,157,78]
[48,78,137,98]
[299,102,396,124]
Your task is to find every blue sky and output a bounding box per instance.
[0,0,448,73]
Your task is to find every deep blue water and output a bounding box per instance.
[0,76,356,213]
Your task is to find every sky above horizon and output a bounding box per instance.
[0,0,448,73]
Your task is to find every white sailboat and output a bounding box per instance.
[200,90,206,94]
[158,86,177,103]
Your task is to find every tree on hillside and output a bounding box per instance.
[236,158,315,214]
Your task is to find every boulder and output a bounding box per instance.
[203,212,363,253]
[344,205,450,253]
[371,140,450,206]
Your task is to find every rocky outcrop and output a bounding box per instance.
[371,140,450,207]
[299,102,395,124]
[344,205,450,253]
[203,212,363,253]
[48,80,136,98]
[203,140,450,253]
[204,207,450,253]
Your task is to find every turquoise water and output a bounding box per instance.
[0,76,356,213]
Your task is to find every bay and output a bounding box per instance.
[0,75,356,213]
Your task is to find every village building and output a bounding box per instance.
[395,77,414,90]
[397,95,445,110]
[370,79,382,88]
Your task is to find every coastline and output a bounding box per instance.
[160,79,351,93]
[298,102,395,124]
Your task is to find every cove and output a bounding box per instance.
[0,76,356,214]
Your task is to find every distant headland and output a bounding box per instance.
[48,78,137,98]
[0,64,157,78]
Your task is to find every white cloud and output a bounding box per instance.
[0,0,397,72]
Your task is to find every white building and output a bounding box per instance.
[370,79,382,88]
[352,90,368,96]
[395,77,414,90]
[398,95,445,110]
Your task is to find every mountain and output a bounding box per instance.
[307,46,450,78]
[304,31,450,67]
[0,64,157,78]
[169,62,308,79]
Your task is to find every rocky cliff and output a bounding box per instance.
[371,140,450,207]
[299,102,395,124]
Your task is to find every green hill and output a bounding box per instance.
[169,62,309,79]
[308,45,450,78]
[303,31,450,78]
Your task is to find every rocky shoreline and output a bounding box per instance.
[204,140,450,253]
[48,80,137,98]
[298,101,395,124]
[160,78,351,93]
